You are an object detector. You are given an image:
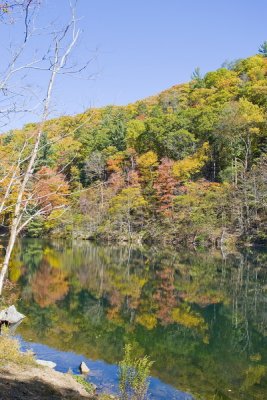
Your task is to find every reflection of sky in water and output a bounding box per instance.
[19,337,194,400]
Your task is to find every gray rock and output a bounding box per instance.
[36,359,56,369]
[79,361,90,374]
[0,305,25,324]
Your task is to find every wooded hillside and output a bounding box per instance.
[1,54,267,246]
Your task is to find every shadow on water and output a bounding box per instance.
[2,238,267,399]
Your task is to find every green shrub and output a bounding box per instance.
[119,344,153,400]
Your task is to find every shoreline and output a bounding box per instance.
[0,335,116,400]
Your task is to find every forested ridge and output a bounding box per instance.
[1,53,267,247]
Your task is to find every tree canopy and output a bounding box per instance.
[1,52,267,247]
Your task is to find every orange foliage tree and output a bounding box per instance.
[154,158,176,217]
[33,167,69,214]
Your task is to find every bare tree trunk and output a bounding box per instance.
[0,12,80,295]
[0,225,17,293]
[234,157,238,187]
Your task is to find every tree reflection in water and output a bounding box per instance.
[4,239,267,400]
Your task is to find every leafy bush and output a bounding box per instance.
[119,344,153,400]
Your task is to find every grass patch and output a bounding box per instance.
[0,334,35,367]
[73,375,118,399]
[73,374,96,394]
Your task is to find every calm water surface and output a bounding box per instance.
[5,239,267,399]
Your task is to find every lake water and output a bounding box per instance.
[5,239,267,399]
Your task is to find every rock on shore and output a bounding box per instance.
[36,359,57,369]
[0,305,25,324]
[80,361,90,374]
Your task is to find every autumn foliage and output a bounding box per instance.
[0,53,266,245]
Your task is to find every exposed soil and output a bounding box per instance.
[0,363,95,400]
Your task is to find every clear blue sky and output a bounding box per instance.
[1,0,267,127]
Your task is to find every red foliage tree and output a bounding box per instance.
[154,158,176,217]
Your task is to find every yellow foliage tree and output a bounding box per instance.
[172,142,209,181]
[137,151,158,182]
[126,119,145,148]
[171,305,208,335]
[136,313,157,330]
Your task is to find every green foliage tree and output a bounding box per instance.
[258,41,267,57]
[190,67,205,88]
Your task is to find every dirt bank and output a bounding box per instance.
[0,363,95,400]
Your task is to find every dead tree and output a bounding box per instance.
[0,2,89,294]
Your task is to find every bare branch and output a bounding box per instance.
[0,4,88,294]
